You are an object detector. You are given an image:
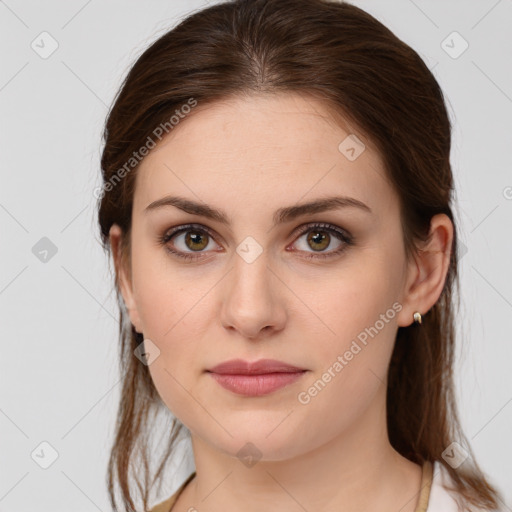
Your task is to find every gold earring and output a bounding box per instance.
[413,311,422,324]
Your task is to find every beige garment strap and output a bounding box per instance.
[414,460,434,512]
[150,471,196,512]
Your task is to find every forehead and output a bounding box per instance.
[133,92,396,221]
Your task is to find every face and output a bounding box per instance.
[111,92,419,461]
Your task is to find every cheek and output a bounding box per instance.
[130,242,200,338]
[144,324,206,429]
[294,283,399,446]
[130,263,214,422]
[309,258,400,344]
[299,262,400,402]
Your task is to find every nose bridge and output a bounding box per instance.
[230,237,273,304]
[220,236,285,337]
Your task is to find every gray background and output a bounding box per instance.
[1,0,511,510]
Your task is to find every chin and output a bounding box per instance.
[201,426,307,464]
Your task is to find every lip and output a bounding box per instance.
[206,359,307,396]
[208,358,306,375]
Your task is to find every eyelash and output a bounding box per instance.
[158,222,354,262]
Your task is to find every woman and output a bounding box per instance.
[96,0,506,510]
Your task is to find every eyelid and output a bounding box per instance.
[161,223,222,247]
[291,221,350,240]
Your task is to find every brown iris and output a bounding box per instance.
[185,231,209,251]
[307,230,330,251]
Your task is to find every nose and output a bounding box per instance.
[219,250,287,340]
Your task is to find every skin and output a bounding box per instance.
[109,92,453,512]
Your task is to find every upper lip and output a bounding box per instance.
[207,359,306,375]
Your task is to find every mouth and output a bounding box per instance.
[206,359,308,396]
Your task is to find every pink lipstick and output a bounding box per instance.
[206,359,307,396]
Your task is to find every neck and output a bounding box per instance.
[178,386,423,512]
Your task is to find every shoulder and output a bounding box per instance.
[427,461,504,512]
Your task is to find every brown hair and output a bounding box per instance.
[97,1,505,510]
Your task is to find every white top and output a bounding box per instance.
[428,461,506,512]
[427,461,463,511]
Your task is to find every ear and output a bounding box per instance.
[109,224,143,334]
[397,213,454,327]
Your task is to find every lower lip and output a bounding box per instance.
[208,371,306,396]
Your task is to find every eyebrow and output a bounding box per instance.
[144,194,372,226]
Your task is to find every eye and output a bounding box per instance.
[158,222,354,262]
[289,222,354,260]
[158,224,220,261]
